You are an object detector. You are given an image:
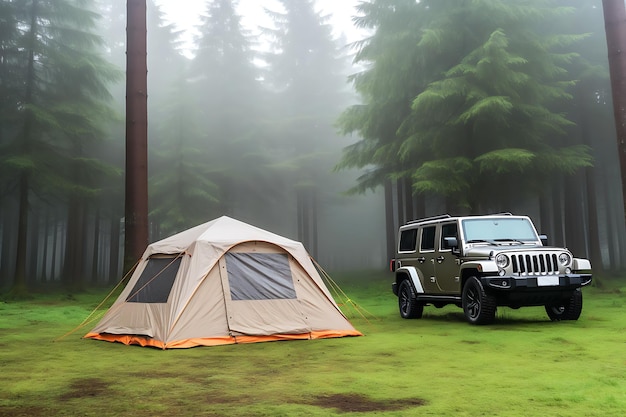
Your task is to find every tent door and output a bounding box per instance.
[218,255,311,336]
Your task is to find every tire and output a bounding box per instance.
[398,280,423,319]
[462,276,497,325]
[545,289,583,321]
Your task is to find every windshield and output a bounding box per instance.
[461,218,538,242]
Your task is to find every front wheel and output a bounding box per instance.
[545,289,583,321]
[462,276,496,325]
[398,280,423,319]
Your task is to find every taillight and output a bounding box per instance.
[390,259,396,272]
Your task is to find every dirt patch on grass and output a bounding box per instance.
[59,377,111,400]
[311,393,426,413]
[0,406,48,417]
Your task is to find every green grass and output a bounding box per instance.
[1,271,625,416]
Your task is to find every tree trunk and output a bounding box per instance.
[109,210,121,285]
[28,205,39,286]
[50,210,58,282]
[403,178,414,222]
[40,209,50,282]
[63,196,85,292]
[396,178,405,225]
[384,179,395,264]
[91,207,101,285]
[124,0,149,273]
[602,0,626,221]
[10,0,39,297]
[12,175,30,295]
[0,202,16,287]
[311,188,318,259]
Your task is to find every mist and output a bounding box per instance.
[0,0,625,293]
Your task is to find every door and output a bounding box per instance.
[434,222,461,293]
[418,225,438,293]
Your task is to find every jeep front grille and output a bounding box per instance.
[511,253,559,275]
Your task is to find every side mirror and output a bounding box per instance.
[539,234,548,246]
[443,237,459,253]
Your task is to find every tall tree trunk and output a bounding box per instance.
[40,209,50,282]
[12,175,30,294]
[28,205,39,286]
[403,178,414,222]
[91,207,101,285]
[0,202,16,287]
[563,174,586,256]
[109,209,121,285]
[396,178,405,225]
[50,210,59,282]
[63,196,85,291]
[124,0,149,273]
[384,179,395,265]
[602,0,626,221]
[11,0,39,296]
[311,188,318,259]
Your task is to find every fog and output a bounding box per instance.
[1,0,625,292]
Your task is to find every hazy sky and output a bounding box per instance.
[154,0,365,53]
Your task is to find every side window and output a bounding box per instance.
[420,226,436,252]
[399,228,417,252]
[440,223,458,251]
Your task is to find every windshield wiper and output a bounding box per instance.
[493,238,525,244]
[466,239,496,244]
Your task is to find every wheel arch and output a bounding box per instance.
[395,266,424,294]
[460,267,481,288]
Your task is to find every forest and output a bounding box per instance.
[0,0,625,294]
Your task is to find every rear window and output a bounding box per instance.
[399,229,418,252]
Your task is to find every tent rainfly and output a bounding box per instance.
[85,216,362,348]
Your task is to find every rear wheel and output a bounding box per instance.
[545,289,583,321]
[462,276,496,325]
[398,280,423,319]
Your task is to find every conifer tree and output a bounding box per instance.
[263,0,351,253]
[185,0,266,220]
[338,0,592,213]
[0,0,120,293]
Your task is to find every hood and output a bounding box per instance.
[463,243,558,258]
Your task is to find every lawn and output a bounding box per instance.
[1,271,625,416]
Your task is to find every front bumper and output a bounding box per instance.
[480,273,592,291]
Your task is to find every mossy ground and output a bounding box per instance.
[1,271,624,416]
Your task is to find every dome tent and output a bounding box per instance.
[85,216,361,349]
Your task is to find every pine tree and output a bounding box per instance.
[262,0,351,253]
[184,0,266,220]
[0,0,120,294]
[338,0,593,213]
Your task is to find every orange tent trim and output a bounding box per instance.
[84,329,363,350]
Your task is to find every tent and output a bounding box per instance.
[85,216,362,349]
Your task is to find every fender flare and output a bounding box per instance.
[396,266,425,294]
[460,260,498,275]
[572,258,591,270]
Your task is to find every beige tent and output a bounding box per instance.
[85,216,361,349]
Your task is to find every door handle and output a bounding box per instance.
[417,257,426,263]
[436,256,445,263]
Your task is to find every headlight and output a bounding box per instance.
[558,253,572,266]
[495,253,509,268]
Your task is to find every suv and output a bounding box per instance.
[391,214,592,324]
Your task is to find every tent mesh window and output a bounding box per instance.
[225,252,296,300]
[126,255,182,303]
